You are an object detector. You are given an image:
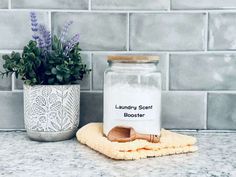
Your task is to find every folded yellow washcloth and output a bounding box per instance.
[76,123,198,160]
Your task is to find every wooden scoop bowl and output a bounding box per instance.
[107,126,160,143]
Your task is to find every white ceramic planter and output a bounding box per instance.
[23,85,80,141]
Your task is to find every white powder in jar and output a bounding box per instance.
[103,83,161,136]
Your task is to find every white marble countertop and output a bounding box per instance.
[0,131,235,177]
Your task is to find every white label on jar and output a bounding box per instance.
[114,104,157,120]
[104,84,161,121]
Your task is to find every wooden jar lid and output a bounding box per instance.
[107,55,160,63]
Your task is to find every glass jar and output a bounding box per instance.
[103,56,161,136]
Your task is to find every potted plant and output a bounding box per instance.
[0,12,90,141]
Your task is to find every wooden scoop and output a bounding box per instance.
[107,126,160,143]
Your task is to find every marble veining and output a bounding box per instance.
[0,132,235,177]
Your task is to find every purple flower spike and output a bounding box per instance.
[30,12,39,41]
[63,33,80,56]
[38,38,45,49]
[60,20,73,44]
[38,24,51,50]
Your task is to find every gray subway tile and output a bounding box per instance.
[80,92,103,127]
[92,54,108,90]
[52,13,127,51]
[92,0,169,10]
[209,13,236,50]
[14,54,91,90]
[15,79,23,90]
[208,93,236,129]
[0,92,24,129]
[12,0,88,10]
[172,0,236,10]
[92,53,167,90]
[76,54,91,90]
[130,13,206,51]
[0,54,12,91]
[170,54,236,90]
[0,11,48,50]
[0,0,8,9]
[162,92,206,129]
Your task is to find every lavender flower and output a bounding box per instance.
[63,33,80,56]
[38,37,45,49]
[60,20,73,44]
[30,12,39,40]
[38,24,51,50]
[29,12,79,57]
[29,12,51,52]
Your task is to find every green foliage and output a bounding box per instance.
[0,36,90,85]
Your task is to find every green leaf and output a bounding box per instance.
[48,78,55,84]
[2,55,10,60]
[48,59,55,64]
[64,73,70,79]
[29,71,35,77]
[56,74,63,82]
[24,80,31,85]
[45,70,52,75]
[15,72,18,79]
[33,47,40,56]
[35,58,41,67]
[51,68,57,75]
[56,65,62,71]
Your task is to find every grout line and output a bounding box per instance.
[0,129,26,132]
[171,9,236,13]
[168,0,171,11]
[207,90,236,93]
[73,51,183,54]
[166,53,170,91]
[88,0,92,11]
[11,74,15,91]
[0,90,23,93]
[3,50,236,54]
[0,9,209,13]
[204,92,208,129]
[204,12,209,51]
[197,129,236,133]
[171,129,197,132]
[79,51,236,54]
[8,0,11,9]
[48,11,52,32]
[3,9,236,13]
[0,50,22,53]
[89,53,93,91]
[10,88,97,93]
[2,90,228,94]
[12,90,23,92]
[81,90,103,93]
[164,90,236,93]
[4,9,89,12]
[126,13,130,51]
[165,90,211,94]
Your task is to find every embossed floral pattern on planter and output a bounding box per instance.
[24,85,80,132]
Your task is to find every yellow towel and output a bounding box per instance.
[76,123,198,160]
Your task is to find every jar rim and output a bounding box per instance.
[107,55,160,63]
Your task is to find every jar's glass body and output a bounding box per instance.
[103,61,161,136]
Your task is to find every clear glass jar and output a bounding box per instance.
[103,56,161,136]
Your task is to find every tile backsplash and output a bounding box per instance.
[0,0,236,130]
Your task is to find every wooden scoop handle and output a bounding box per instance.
[134,133,160,143]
